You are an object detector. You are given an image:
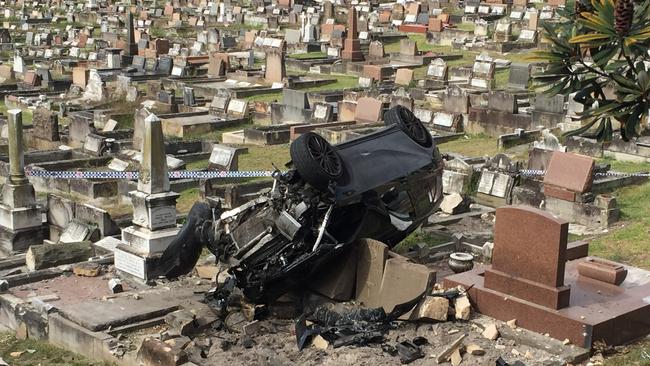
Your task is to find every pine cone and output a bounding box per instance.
[615,0,635,36]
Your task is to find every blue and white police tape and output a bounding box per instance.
[22,169,650,180]
[25,170,276,179]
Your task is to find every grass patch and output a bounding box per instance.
[239,145,291,171]
[0,333,111,366]
[455,23,476,32]
[393,229,452,254]
[177,187,200,214]
[245,92,282,103]
[603,338,650,365]
[438,134,500,157]
[600,157,650,173]
[186,158,210,170]
[113,113,134,130]
[288,52,327,60]
[589,181,650,268]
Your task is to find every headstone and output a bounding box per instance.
[399,38,418,56]
[355,97,383,123]
[507,63,530,90]
[484,206,571,310]
[543,151,594,194]
[394,68,414,86]
[368,41,385,59]
[265,48,286,83]
[208,144,242,170]
[83,70,105,102]
[32,107,60,141]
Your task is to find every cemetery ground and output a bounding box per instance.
[0,332,111,366]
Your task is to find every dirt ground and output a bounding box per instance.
[196,315,578,366]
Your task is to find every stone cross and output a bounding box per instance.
[7,110,27,185]
[138,114,170,194]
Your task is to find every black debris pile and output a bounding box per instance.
[294,294,427,364]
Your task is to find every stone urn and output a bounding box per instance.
[448,252,474,273]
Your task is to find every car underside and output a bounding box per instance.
[156,106,444,303]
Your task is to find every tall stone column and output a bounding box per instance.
[114,114,180,281]
[125,11,138,57]
[341,7,364,61]
[7,110,27,185]
[0,110,43,254]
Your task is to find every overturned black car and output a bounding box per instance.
[158,106,444,303]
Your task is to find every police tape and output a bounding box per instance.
[25,170,276,179]
[21,169,650,180]
[474,168,650,178]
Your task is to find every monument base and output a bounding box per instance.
[0,204,43,231]
[2,182,36,208]
[121,225,180,255]
[444,259,650,348]
[342,38,364,62]
[130,190,180,231]
[114,244,163,281]
[0,225,44,254]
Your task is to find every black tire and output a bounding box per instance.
[384,105,432,147]
[290,132,343,190]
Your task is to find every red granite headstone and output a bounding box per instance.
[484,206,571,309]
[543,151,594,193]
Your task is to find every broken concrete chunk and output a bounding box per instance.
[138,337,189,366]
[195,265,219,280]
[506,319,517,329]
[450,348,462,366]
[355,238,389,307]
[454,295,471,320]
[466,343,485,355]
[108,278,123,294]
[435,333,466,363]
[440,193,470,215]
[411,296,449,322]
[72,262,101,277]
[311,335,329,350]
[164,310,198,336]
[164,335,191,349]
[379,255,436,320]
[26,241,94,271]
[482,323,500,340]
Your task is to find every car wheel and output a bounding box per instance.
[384,106,432,147]
[290,132,343,189]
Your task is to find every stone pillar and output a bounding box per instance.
[114,114,180,281]
[341,7,364,61]
[0,110,43,254]
[125,11,138,56]
[7,110,26,185]
[265,48,286,83]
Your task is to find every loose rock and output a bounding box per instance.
[482,324,499,340]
